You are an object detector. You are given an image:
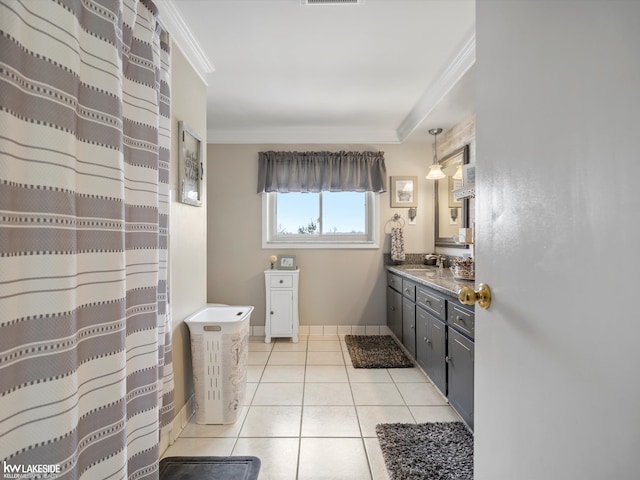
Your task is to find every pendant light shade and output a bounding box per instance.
[426,164,445,180]
[426,128,445,180]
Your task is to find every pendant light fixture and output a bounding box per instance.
[426,128,445,180]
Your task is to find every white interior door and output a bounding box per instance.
[475,2,640,479]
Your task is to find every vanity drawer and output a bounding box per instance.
[387,272,402,292]
[448,303,475,339]
[416,286,445,320]
[402,279,417,301]
[270,274,293,288]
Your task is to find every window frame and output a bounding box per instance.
[261,191,380,249]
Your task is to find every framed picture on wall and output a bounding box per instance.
[390,176,418,208]
[178,121,203,206]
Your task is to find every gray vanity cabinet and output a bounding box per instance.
[386,268,476,431]
[447,300,475,429]
[447,327,474,429]
[416,307,447,394]
[386,285,402,340]
[402,297,416,358]
[401,279,417,358]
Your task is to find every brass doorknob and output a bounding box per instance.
[458,283,492,309]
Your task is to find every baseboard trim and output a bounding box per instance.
[250,324,391,337]
[159,393,195,456]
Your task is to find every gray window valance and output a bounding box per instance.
[257,150,387,193]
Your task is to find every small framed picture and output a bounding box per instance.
[277,254,296,270]
[390,176,418,208]
[178,121,203,206]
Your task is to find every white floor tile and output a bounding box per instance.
[356,405,415,437]
[387,368,428,383]
[252,382,304,406]
[161,437,236,457]
[305,365,348,383]
[179,407,249,438]
[175,323,468,478]
[396,382,448,406]
[248,341,273,352]
[351,383,405,406]
[298,438,372,480]
[267,351,307,365]
[301,406,361,437]
[409,405,462,423]
[304,383,354,405]
[239,406,302,437]
[363,437,391,480]
[308,334,339,341]
[273,340,308,352]
[306,351,345,365]
[248,351,270,365]
[232,437,299,480]
[243,383,258,405]
[261,365,306,382]
[247,365,265,382]
[346,366,393,383]
[307,340,342,352]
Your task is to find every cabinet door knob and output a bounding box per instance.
[446,355,452,364]
[410,324,414,330]
[270,311,274,315]
[391,306,396,311]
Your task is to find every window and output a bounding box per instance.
[262,191,380,249]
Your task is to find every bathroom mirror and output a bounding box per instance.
[434,144,470,248]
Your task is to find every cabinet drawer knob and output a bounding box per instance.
[456,315,464,322]
[279,280,284,284]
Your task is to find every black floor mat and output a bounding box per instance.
[159,456,261,480]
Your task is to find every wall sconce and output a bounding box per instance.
[408,207,417,223]
[426,128,445,180]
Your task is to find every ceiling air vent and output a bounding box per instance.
[302,0,364,5]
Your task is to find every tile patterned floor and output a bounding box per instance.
[162,335,462,480]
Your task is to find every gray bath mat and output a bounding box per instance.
[345,335,413,368]
[376,422,473,480]
[159,456,261,480]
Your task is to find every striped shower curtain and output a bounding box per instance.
[0,1,174,479]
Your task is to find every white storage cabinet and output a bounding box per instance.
[264,269,299,343]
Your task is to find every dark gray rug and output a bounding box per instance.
[376,422,473,480]
[345,335,413,368]
[159,456,261,480]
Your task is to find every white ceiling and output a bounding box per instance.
[158,0,476,144]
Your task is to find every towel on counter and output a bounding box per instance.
[391,227,405,262]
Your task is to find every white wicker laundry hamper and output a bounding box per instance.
[184,304,254,424]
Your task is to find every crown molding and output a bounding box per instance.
[156,0,215,85]
[206,127,401,145]
[396,32,475,143]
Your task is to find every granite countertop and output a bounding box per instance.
[386,264,475,297]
